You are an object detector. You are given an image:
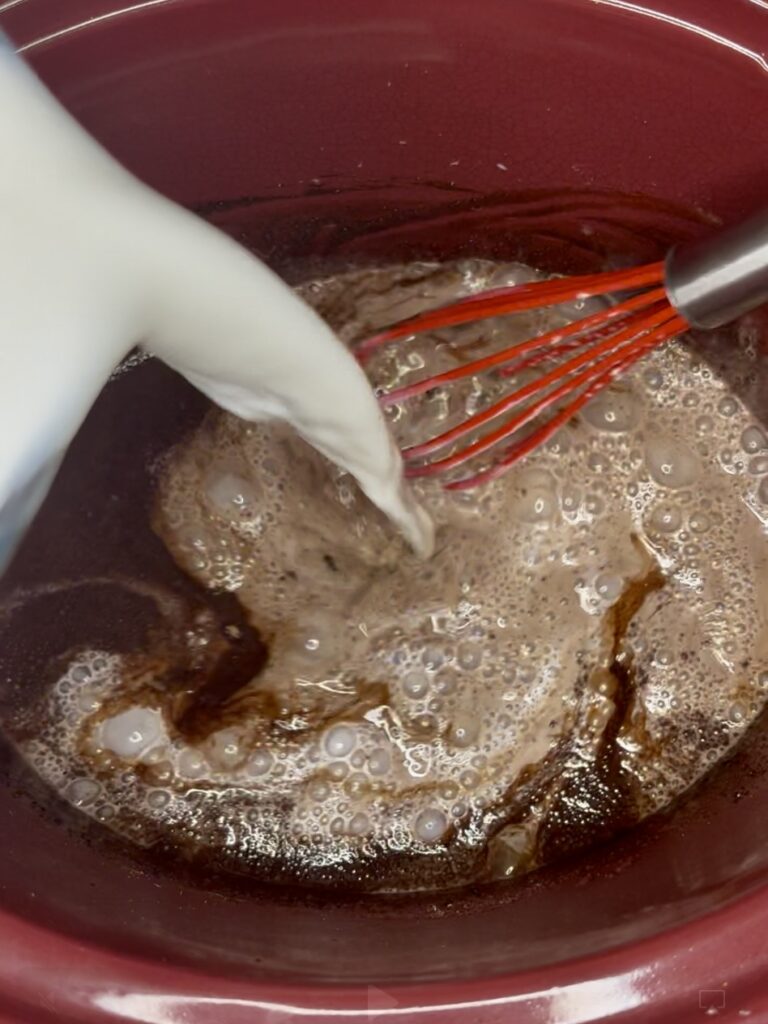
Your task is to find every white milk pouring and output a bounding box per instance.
[0,40,433,567]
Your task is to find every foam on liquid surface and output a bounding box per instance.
[19,260,768,890]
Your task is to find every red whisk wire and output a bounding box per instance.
[405,309,679,479]
[355,262,666,360]
[380,286,668,406]
[354,261,691,488]
[443,314,688,490]
[403,301,677,464]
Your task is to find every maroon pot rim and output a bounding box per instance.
[0,881,766,1023]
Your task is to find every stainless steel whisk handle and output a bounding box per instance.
[666,207,768,329]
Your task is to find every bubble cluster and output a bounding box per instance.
[16,259,768,892]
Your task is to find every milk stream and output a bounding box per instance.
[0,39,433,569]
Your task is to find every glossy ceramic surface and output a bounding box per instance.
[0,0,768,1020]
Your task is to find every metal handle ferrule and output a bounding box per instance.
[665,208,768,329]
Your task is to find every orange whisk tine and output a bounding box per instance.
[442,314,688,491]
[355,261,666,361]
[496,298,660,378]
[405,310,679,480]
[380,286,668,406]
[403,301,677,465]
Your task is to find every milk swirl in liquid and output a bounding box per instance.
[21,260,768,890]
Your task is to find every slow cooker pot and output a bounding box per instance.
[1,1,768,1020]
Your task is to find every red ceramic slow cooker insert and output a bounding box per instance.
[1,1,768,1021]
